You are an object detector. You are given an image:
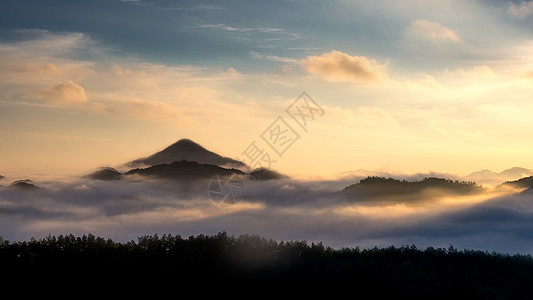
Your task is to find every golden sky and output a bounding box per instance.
[1,0,533,178]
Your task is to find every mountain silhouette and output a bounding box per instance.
[463,167,533,186]
[9,179,40,191]
[464,169,498,179]
[0,174,5,180]
[127,139,246,169]
[498,176,533,191]
[125,160,246,181]
[85,167,122,181]
[249,168,288,181]
[337,169,460,182]
[500,167,533,179]
[339,176,484,202]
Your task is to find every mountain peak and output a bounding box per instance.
[127,138,245,169]
[85,167,122,181]
[500,167,532,177]
[166,139,206,152]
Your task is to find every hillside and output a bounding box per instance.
[340,176,485,202]
[85,167,122,180]
[125,160,246,180]
[498,176,533,191]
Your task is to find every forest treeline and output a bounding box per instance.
[1,232,533,296]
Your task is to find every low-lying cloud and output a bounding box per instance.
[1,175,532,255]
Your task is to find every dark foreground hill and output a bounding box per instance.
[1,232,533,296]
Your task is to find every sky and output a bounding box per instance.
[1,0,533,178]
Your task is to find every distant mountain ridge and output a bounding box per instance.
[463,167,533,186]
[339,176,485,202]
[127,139,245,169]
[338,167,533,187]
[337,169,460,182]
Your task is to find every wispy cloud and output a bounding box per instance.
[406,19,461,43]
[196,23,253,32]
[191,4,226,11]
[195,24,286,34]
[192,23,301,44]
[103,98,191,124]
[25,81,88,105]
[508,1,533,18]
[250,51,298,63]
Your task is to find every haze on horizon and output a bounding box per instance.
[1,0,533,178]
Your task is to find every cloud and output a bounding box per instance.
[0,31,95,87]
[195,24,287,34]
[404,74,445,90]
[456,65,495,77]
[23,63,61,75]
[25,81,88,105]
[508,1,533,18]
[219,67,244,80]
[108,98,187,121]
[2,175,533,254]
[300,50,388,82]
[250,51,298,63]
[197,23,252,32]
[406,19,461,43]
[7,30,95,57]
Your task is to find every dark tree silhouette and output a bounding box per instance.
[1,232,533,296]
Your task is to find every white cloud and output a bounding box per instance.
[25,81,88,105]
[406,19,461,43]
[197,23,252,32]
[300,50,389,82]
[508,1,533,18]
[250,51,298,63]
